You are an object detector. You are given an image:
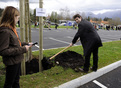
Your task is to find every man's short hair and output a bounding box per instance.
[73,14,82,19]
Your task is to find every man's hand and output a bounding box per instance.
[69,43,73,47]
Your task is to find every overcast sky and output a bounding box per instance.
[0,0,121,15]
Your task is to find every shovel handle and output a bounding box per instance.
[49,38,80,60]
[49,45,71,60]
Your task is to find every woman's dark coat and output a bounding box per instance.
[0,27,28,66]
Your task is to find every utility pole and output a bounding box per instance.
[39,0,43,71]
[20,0,26,75]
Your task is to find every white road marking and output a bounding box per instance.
[34,45,44,50]
[31,30,36,32]
[67,36,73,39]
[35,45,40,48]
[93,80,108,88]
[49,37,71,44]
[32,44,80,52]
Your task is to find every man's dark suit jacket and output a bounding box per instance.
[72,19,102,56]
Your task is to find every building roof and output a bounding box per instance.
[90,19,109,24]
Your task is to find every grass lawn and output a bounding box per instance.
[0,41,121,88]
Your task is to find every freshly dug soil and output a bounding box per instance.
[54,50,84,70]
[25,50,84,74]
[26,57,53,74]
[26,58,39,74]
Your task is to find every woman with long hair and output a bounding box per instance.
[0,6,32,88]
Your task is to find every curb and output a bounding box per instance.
[54,60,121,88]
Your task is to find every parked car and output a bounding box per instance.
[58,23,66,26]
[51,22,56,25]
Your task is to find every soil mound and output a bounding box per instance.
[26,57,53,74]
[54,50,84,70]
[25,50,84,74]
[26,58,39,74]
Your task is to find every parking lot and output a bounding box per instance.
[17,28,121,51]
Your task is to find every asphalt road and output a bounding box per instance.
[17,28,121,51]
[78,66,121,88]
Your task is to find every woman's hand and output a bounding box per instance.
[25,45,32,51]
[28,42,33,46]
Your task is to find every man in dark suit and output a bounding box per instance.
[69,14,102,73]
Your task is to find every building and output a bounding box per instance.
[90,19,109,25]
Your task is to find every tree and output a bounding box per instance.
[109,17,121,26]
[49,11,58,23]
[54,12,58,23]
[65,7,71,20]
[58,7,71,20]
[103,17,112,21]
[50,11,55,22]
[32,9,39,22]
[87,16,90,21]
[99,18,102,23]
[93,17,99,21]
[59,8,64,20]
